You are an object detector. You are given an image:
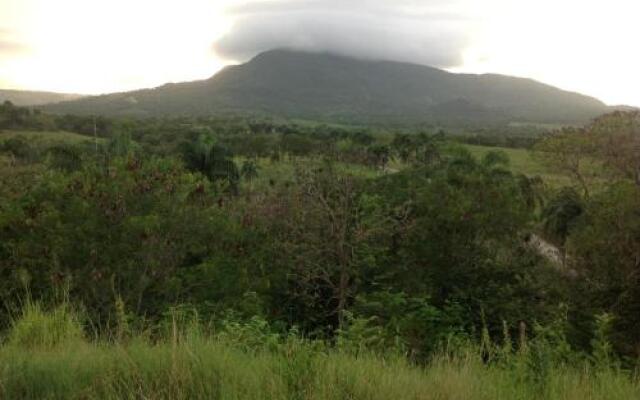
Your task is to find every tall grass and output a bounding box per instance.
[0,306,638,399]
[6,302,85,350]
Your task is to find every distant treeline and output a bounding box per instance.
[0,100,114,135]
[1,100,550,155]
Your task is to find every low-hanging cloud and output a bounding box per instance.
[213,0,474,68]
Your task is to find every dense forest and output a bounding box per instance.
[1,101,640,398]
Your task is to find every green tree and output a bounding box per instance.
[0,157,240,326]
[534,127,598,198]
[567,182,640,357]
[268,164,392,332]
[590,111,640,185]
[366,148,560,345]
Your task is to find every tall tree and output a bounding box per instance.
[534,127,599,198]
[590,111,640,185]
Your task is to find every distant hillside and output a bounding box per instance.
[44,50,610,125]
[0,130,98,145]
[610,105,639,112]
[0,89,85,106]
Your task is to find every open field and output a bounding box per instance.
[236,144,571,192]
[462,144,572,187]
[463,144,545,176]
[0,129,571,188]
[236,155,384,192]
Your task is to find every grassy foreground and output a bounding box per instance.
[2,338,638,400]
[0,305,639,400]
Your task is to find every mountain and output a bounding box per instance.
[0,89,85,106]
[610,105,639,112]
[43,50,610,125]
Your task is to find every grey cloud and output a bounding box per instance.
[214,0,473,68]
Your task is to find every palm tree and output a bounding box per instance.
[182,134,215,174]
[182,134,239,191]
[241,160,259,182]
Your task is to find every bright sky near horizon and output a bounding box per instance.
[0,0,638,106]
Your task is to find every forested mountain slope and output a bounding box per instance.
[44,50,610,124]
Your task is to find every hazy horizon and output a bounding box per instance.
[0,0,638,106]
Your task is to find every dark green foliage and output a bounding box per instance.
[541,188,584,248]
[364,148,560,348]
[46,144,84,172]
[280,133,318,157]
[390,132,444,166]
[366,144,391,169]
[0,136,36,160]
[1,109,640,372]
[532,112,640,359]
[567,183,640,356]
[0,156,245,327]
[0,101,59,131]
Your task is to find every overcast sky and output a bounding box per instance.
[0,0,638,106]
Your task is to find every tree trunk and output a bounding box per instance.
[337,267,349,330]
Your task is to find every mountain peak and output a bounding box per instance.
[43,50,609,125]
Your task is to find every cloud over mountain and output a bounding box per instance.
[213,0,474,68]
